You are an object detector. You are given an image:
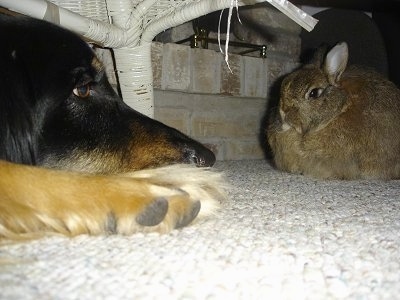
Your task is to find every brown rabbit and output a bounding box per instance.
[267,42,400,179]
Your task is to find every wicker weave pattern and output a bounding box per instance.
[50,0,109,22]
[0,0,317,116]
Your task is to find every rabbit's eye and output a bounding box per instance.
[308,88,324,99]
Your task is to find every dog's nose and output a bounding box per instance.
[187,146,216,167]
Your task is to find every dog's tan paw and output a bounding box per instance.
[0,162,226,239]
[114,165,227,234]
[117,195,202,234]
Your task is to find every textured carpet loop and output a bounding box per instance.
[1,160,400,299]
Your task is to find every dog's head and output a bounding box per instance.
[0,15,215,173]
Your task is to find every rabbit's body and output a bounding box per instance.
[267,43,400,179]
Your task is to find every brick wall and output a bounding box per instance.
[154,90,268,161]
[152,42,271,98]
[96,5,301,161]
[152,43,298,161]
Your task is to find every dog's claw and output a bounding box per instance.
[105,212,117,233]
[136,197,168,226]
[175,200,201,228]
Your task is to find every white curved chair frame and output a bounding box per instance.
[0,0,317,117]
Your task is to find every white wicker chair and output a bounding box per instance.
[0,0,317,117]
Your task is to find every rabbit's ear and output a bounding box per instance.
[324,42,349,85]
[309,44,328,67]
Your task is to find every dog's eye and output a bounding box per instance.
[73,84,91,98]
[307,88,324,99]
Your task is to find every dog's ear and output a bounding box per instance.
[0,48,39,164]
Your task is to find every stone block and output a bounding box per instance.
[235,4,302,35]
[151,42,163,89]
[221,54,242,96]
[267,57,300,91]
[162,43,190,91]
[224,139,265,160]
[155,21,193,43]
[154,107,190,135]
[199,139,225,162]
[232,5,302,60]
[191,112,261,139]
[191,48,220,94]
[243,56,267,98]
[154,89,270,161]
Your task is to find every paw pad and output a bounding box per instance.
[175,200,201,228]
[136,197,168,226]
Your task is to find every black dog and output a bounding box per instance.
[0,15,224,239]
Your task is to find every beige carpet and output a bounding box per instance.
[1,160,399,299]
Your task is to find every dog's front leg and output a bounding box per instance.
[0,161,224,239]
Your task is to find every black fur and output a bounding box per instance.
[0,15,215,172]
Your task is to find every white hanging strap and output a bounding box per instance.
[218,0,317,71]
[217,0,240,73]
[43,1,60,24]
[258,0,317,32]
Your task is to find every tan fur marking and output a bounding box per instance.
[0,161,226,239]
[91,56,103,73]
